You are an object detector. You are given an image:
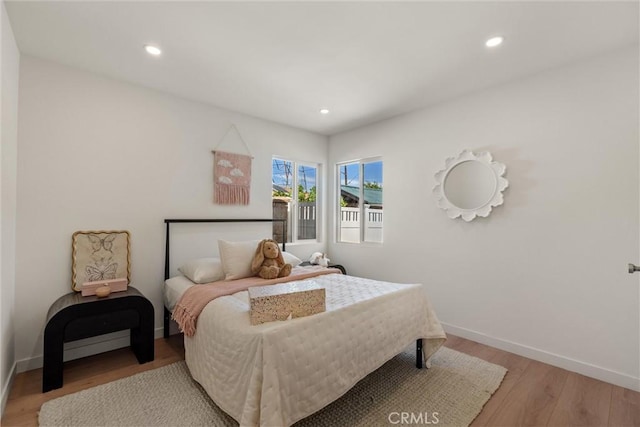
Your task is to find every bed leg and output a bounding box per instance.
[164,306,171,339]
[416,338,423,369]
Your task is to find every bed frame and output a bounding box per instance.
[162,218,425,369]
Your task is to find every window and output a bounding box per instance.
[337,159,383,243]
[272,158,319,243]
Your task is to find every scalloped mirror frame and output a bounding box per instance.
[433,150,509,222]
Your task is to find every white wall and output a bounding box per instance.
[0,0,19,414]
[15,56,328,370]
[329,47,640,390]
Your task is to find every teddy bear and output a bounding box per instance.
[251,239,292,280]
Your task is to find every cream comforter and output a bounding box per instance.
[185,273,446,427]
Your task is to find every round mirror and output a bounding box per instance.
[443,161,496,210]
[433,150,508,222]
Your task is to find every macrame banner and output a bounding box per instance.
[213,151,252,205]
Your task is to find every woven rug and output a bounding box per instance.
[39,346,506,427]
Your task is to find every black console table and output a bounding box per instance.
[43,286,154,392]
[328,264,347,275]
[299,262,347,275]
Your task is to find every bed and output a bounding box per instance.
[163,218,447,427]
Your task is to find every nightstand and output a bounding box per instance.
[43,286,154,392]
[299,261,347,275]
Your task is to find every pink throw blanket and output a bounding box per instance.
[173,266,341,336]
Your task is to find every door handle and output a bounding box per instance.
[628,263,640,274]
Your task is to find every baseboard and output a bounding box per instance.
[16,327,166,373]
[1,361,16,417]
[442,322,640,392]
[17,321,639,392]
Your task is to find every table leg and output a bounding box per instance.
[130,305,154,364]
[43,330,64,392]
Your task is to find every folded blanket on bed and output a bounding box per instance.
[173,266,341,336]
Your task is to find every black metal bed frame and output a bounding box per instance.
[162,218,424,369]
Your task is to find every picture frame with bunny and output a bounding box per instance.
[71,230,131,291]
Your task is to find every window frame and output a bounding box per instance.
[335,156,383,245]
[272,157,321,244]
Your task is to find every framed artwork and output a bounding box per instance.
[71,230,131,291]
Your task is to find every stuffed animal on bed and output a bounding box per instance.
[251,239,292,280]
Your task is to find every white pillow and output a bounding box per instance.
[178,258,225,284]
[282,251,302,267]
[218,239,260,280]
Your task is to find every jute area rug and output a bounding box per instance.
[39,347,506,427]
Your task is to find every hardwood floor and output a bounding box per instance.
[2,334,639,426]
[1,335,185,427]
[444,335,640,427]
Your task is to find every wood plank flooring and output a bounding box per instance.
[2,335,185,427]
[2,334,638,426]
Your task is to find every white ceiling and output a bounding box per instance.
[5,1,639,135]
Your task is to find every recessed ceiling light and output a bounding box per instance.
[144,44,162,56]
[320,109,330,115]
[485,36,504,48]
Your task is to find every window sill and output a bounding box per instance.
[335,241,383,247]
[283,240,321,247]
